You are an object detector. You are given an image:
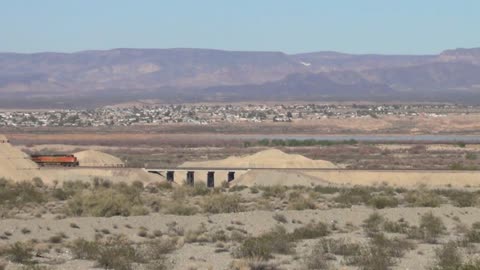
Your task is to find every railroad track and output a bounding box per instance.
[37,166,480,172]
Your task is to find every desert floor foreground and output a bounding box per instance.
[2,180,480,270]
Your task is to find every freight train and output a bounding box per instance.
[31,155,79,167]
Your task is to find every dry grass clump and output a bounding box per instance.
[235,226,295,260]
[0,179,45,206]
[429,241,480,270]
[317,238,361,257]
[203,194,243,214]
[291,221,330,240]
[302,244,332,270]
[66,182,147,217]
[164,201,198,216]
[348,234,415,270]
[287,192,316,210]
[408,212,446,243]
[1,242,33,264]
[69,235,173,270]
[405,187,443,207]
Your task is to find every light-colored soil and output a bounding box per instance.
[74,150,125,167]
[180,149,337,169]
[0,139,39,180]
[0,206,478,269]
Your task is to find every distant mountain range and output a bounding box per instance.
[1,47,480,108]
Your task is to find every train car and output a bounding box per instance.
[31,155,79,167]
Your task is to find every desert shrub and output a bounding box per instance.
[405,188,442,207]
[96,237,141,270]
[318,238,361,257]
[67,188,146,217]
[313,185,340,194]
[272,213,288,223]
[0,181,44,206]
[303,244,332,270]
[466,152,478,160]
[231,259,280,270]
[203,194,243,214]
[143,238,177,260]
[383,219,410,234]
[291,221,330,240]
[414,212,446,243]
[230,185,248,192]
[368,195,399,209]
[70,238,99,260]
[369,233,415,258]
[191,182,211,196]
[235,237,273,260]
[3,242,33,264]
[431,241,463,270]
[363,212,385,236]
[349,244,395,270]
[436,190,478,207]
[235,226,294,259]
[464,222,480,243]
[165,202,198,216]
[334,186,373,206]
[288,193,316,210]
[260,185,287,199]
[348,233,414,270]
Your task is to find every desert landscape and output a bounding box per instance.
[1,131,480,269]
[2,2,480,269]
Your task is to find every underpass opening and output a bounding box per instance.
[186,171,195,185]
[228,171,235,182]
[207,171,215,188]
[166,171,175,182]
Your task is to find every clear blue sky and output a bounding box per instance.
[1,0,479,54]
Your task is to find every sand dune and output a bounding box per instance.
[180,148,337,169]
[74,150,125,167]
[0,136,39,181]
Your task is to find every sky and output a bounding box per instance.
[1,0,479,54]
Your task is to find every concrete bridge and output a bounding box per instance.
[145,168,250,187]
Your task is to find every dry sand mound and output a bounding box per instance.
[180,149,337,169]
[74,150,125,167]
[0,135,39,181]
[234,170,330,187]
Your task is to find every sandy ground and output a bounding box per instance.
[0,206,478,269]
[180,149,337,169]
[74,150,125,167]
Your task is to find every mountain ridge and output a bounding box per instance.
[1,47,480,107]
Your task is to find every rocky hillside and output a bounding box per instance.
[1,47,480,107]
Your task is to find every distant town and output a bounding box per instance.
[0,104,479,127]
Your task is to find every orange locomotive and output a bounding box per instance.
[31,155,79,167]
